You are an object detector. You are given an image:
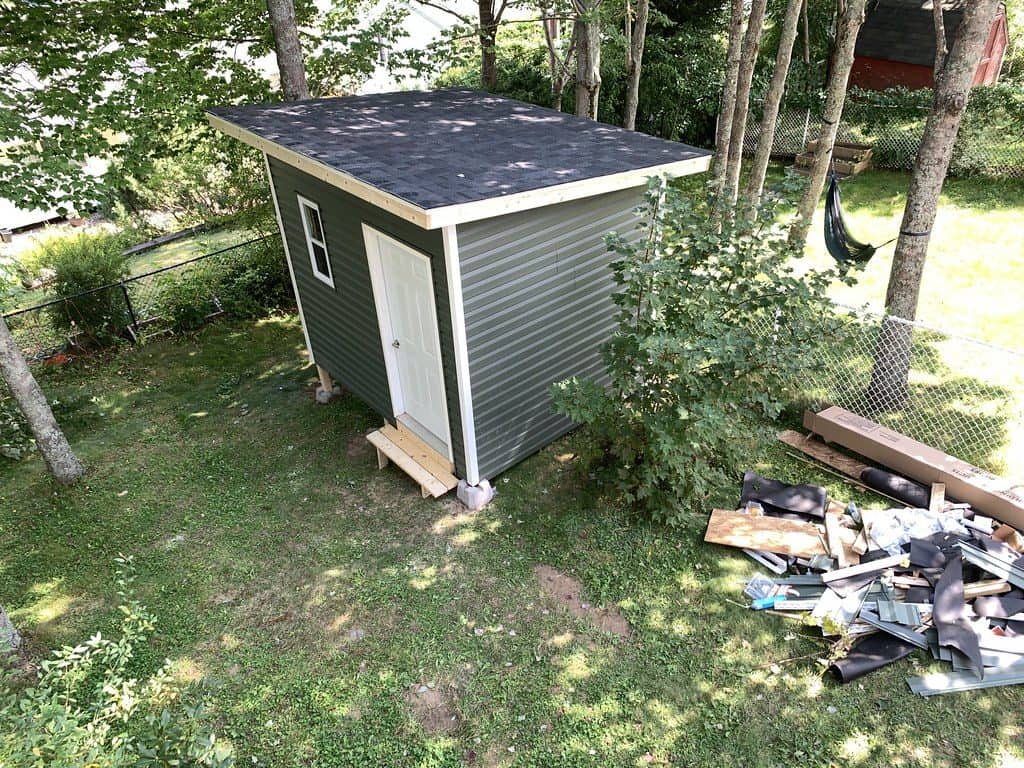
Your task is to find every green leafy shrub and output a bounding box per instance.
[551,178,855,525]
[215,238,293,319]
[38,231,131,348]
[0,556,233,767]
[156,238,292,333]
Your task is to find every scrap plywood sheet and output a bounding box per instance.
[704,509,827,558]
[804,407,1024,529]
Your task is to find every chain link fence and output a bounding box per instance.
[3,234,273,362]
[744,100,1024,179]
[776,304,1024,479]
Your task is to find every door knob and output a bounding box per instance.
[392,339,400,348]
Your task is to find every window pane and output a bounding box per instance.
[304,204,324,243]
[312,243,329,277]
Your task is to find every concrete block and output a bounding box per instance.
[457,478,495,511]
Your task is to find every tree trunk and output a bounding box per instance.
[868,0,1001,407]
[711,0,747,196]
[933,0,947,73]
[0,315,84,484]
[0,604,20,654]
[788,0,867,245]
[544,12,577,112]
[265,0,310,101]
[479,0,499,89]
[745,0,804,203]
[574,0,603,119]
[622,0,650,131]
[724,0,768,202]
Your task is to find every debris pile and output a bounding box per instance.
[706,417,1024,695]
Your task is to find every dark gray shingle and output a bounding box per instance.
[208,89,709,210]
[855,0,968,68]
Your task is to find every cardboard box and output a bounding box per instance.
[804,407,1024,529]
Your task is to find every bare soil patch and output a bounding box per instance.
[404,683,459,735]
[534,565,631,640]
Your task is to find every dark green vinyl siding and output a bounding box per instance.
[457,187,645,480]
[268,157,465,475]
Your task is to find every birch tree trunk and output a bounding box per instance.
[788,0,867,245]
[622,0,650,131]
[724,0,768,202]
[933,0,947,73]
[0,315,84,484]
[574,0,603,119]
[868,0,1001,407]
[711,0,747,196]
[0,604,20,653]
[266,0,310,101]
[745,0,804,203]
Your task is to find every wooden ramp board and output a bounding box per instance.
[366,424,458,499]
[704,509,828,558]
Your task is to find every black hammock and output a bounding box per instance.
[824,171,894,263]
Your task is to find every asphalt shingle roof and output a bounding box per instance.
[207,89,709,210]
[855,0,968,68]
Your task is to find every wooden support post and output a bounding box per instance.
[316,365,334,392]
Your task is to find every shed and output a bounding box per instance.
[850,0,1008,91]
[207,89,709,500]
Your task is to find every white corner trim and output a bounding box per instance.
[295,193,335,288]
[264,152,315,365]
[210,113,710,231]
[442,225,480,485]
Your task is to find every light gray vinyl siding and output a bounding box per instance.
[268,157,466,475]
[457,187,645,480]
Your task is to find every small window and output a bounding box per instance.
[297,195,333,287]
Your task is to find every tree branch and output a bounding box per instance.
[409,0,473,24]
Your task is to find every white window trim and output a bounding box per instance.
[296,194,334,288]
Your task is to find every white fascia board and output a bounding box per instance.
[209,113,711,231]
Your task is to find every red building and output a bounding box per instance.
[850,0,1009,91]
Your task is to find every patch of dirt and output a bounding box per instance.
[534,565,631,640]
[404,683,459,735]
[346,435,372,460]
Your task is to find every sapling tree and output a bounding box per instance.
[552,178,856,524]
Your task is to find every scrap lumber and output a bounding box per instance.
[824,512,860,568]
[804,407,1024,529]
[778,429,869,478]
[928,483,945,515]
[962,580,1011,599]
[821,553,908,584]
[704,509,827,558]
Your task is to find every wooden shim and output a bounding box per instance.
[704,509,827,558]
[821,553,908,584]
[929,483,946,515]
[893,575,931,589]
[963,580,1011,599]
[778,430,869,479]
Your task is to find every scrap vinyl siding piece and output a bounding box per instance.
[859,608,931,649]
[907,662,1024,696]
[704,509,828,558]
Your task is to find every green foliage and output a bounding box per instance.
[434,24,553,105]
[39,232,132,347]
[115,140,272,230]
[156,239,292,334]
[552,178,855,524]
[0,556,233,767]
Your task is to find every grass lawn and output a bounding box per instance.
[799,170,1024,350]
[2,317,1022,767]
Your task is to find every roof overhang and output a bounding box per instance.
[207,112,710,231]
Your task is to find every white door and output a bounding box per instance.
[364,226,452,457]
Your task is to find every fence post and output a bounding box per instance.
[121,281,139,341]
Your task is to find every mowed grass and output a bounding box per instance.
[2,317,1022,768]
[799,170,1024,350]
